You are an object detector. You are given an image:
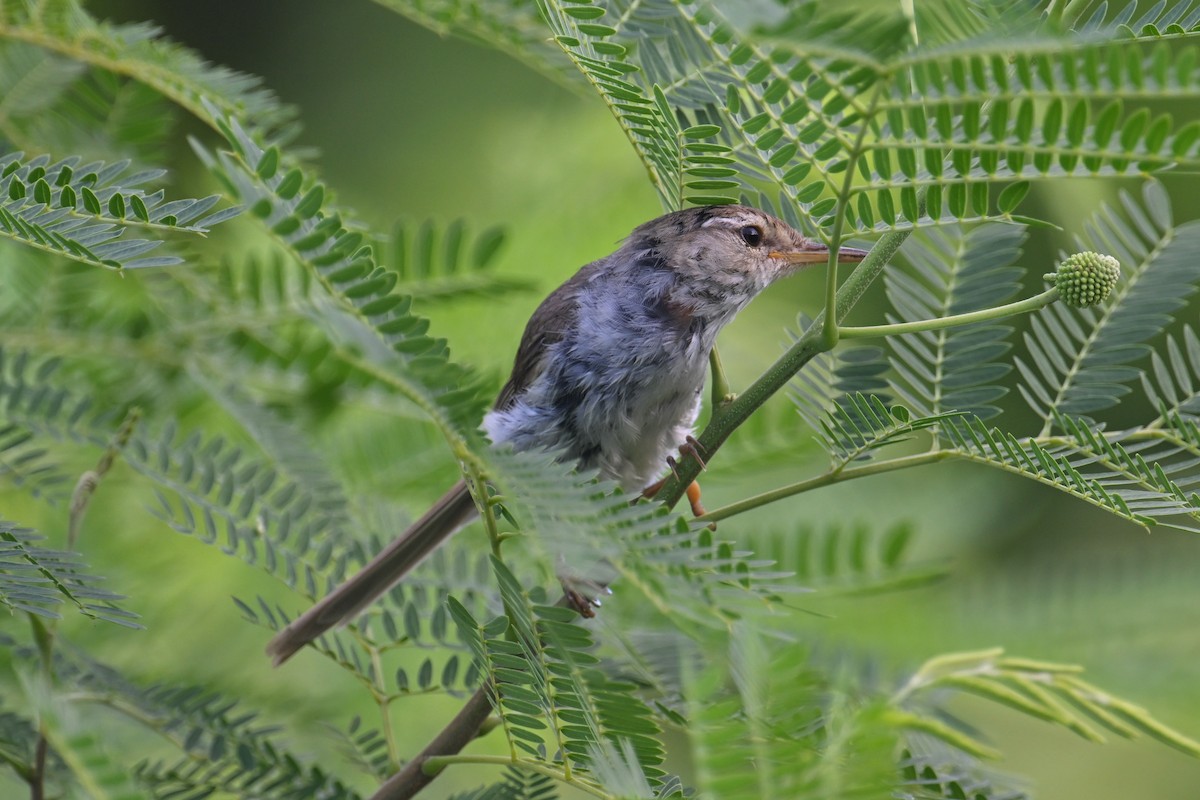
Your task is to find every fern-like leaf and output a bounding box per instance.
[941,414,1200,531]
[887,224,1023,421]
[449,767,561,800]
[810,394,962,465]
[0,41,175,167]
[747,521,943,596]
[130,420,366,598]
[0,4,296,139]
[0,151,238,269]
[536,0,684,209]
[534,0,1200,242]
[450,558,666,785]
[2,637,361,800]
[1072,0,1200,36]
[791,338,892,437]
[371,0,577,91]
[684,626,895,799]
[331,716,391,781]
[895,648,1200,758]
[0,41,84,148]
[486,447,785,625]
[898,742,1030,800]
[383,217,530,303]
[1141,324,1200,419]
[193,375,354,528]
[0,419,71,502]
[1018,181,1200,425]
[0,706,47,779]
[51,730,149,800]
[192,108,490,434]
[0,520,136,626]
[237,544,493,693]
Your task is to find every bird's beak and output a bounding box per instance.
[770,241,870,265]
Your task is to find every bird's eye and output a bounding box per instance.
[740,225,763,247]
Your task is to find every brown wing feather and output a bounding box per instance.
[493,257,605,410]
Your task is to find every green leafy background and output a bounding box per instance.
[1,0,1198,797]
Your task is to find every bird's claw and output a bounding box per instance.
[680,435,708,471]
[561,578,610,619]
[665,455,682,483]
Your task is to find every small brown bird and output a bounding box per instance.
[267,205,868,665]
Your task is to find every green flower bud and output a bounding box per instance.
[1044,252,1120,308]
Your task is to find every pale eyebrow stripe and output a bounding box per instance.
[700,215,753,228]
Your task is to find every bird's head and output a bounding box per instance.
[627,205,869,319]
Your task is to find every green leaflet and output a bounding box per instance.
[1141,325,1200,419]
[896,648,1200,760]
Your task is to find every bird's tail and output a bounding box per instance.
[267,480,478,666]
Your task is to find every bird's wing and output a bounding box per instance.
[493,257,603,410]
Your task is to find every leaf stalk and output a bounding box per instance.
[838,287,1061,339]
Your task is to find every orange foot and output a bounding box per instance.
[642,476,710,524]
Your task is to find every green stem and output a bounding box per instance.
[67,408,140,551]
[656,226,912,508]
[698,451,954,523]
[822,93,882,349]
[29,615,53,675]
[29,614,53,800]
[471,471,504,559]
[421,755,611,800]
[708,345,732,411]
[838,287,1060,339]
[371,644,401,771]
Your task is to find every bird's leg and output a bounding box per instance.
[643,446,711,524]
[641,475,668,499]
[675,437,711,521]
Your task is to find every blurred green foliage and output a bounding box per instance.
[0,1,1199,798]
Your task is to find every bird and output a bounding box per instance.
[267,205,869,665]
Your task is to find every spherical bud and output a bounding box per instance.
[1043,252,1120,308]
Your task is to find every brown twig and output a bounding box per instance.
[29,730,47,800]
[368,686,494,800]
